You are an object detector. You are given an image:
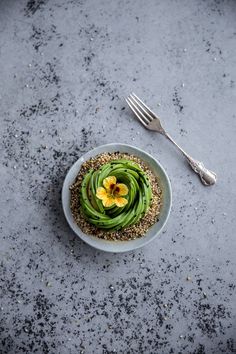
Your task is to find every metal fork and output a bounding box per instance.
[126,93,217,186]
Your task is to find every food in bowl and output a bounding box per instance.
[70,152,162,241]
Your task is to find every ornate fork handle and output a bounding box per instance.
[186,157,217,186]
[164,132,217,186]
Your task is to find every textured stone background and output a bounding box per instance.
[0,0,236,353]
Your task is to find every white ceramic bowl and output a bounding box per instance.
[62,143,172,253]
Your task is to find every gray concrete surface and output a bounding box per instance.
[0,0,236,353]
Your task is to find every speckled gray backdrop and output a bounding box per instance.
[0,0,236,353]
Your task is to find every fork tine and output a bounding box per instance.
[127,97,151,124]
[126,98,149,128]
[129,94,154,123]
[127,96,152,124]
[131,93,157,120]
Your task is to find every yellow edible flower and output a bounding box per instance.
[96,176,128,208]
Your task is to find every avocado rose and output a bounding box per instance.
[80,159,152,231]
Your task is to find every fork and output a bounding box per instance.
[126,93,217,186]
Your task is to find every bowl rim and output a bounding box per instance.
[62,143,172,253]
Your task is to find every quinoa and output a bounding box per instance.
[70,152,162,241]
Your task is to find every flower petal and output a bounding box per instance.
[96,187,107,200]
[114,197,128,207]
[102,196,115,207]
[114,183,129,196]
[103,176,116,192]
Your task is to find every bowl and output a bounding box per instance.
[62,143,172,253]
